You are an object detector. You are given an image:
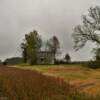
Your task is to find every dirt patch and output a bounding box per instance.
[48,67,81,72]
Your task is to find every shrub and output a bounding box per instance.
[87,60,100,69]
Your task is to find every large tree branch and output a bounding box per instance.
[72,6,100,51]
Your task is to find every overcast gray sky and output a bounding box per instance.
[0,0,99,61]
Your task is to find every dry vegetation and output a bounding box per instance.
[0,65,100,100]
[0,65,79,100]
[16,64,100,96]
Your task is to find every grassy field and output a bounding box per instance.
[16,64,100,96]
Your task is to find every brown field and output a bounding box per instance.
[0,65,79,100]
[16,64,100,96]
[0,64,100,100]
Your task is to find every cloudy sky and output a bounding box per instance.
[0,0,99,61]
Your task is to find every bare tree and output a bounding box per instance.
[46,36,60,60]
[72,6,100,51]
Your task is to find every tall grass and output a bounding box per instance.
[0,65,99,100]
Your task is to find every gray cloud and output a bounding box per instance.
[0,0,99,61]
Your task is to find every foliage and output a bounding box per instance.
[85,47,100,69]
[93,47,100,61]
[21,30,42,65]
[72,6,100,51]
[4,57,23,65]
[64,53,71,63]
[46,36,60,59]
[21,43,27,63]
[72,6,100,68]
[87,60,100,69]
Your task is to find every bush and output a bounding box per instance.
[2,61,7,65]
[87,60,100,69]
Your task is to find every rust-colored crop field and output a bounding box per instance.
[0,65,78,100]
[0,64,100,100]
[16,64,100,96]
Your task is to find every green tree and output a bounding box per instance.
[64,53,71,63]
[21,43,27,63]
[72,6,100,51]
[46,36,60,61]
[87,47,100,69]
[21,30,42,65]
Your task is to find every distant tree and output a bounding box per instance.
[21,30,42,65]
[0,60,2,64]
[87,48,100,69]
[3,61,7,65]
[46,36,60,61]
[21,43,27,63]
[72,6,100,51]
[4,57,23,65]
[64,53,71,63]
[93,47,100,61]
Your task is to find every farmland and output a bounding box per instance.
[0,64,100,100]
[0,65,83,100]
[16,64,100,96]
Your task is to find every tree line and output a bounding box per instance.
[20,5,100,68]
[20,30,71,65]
